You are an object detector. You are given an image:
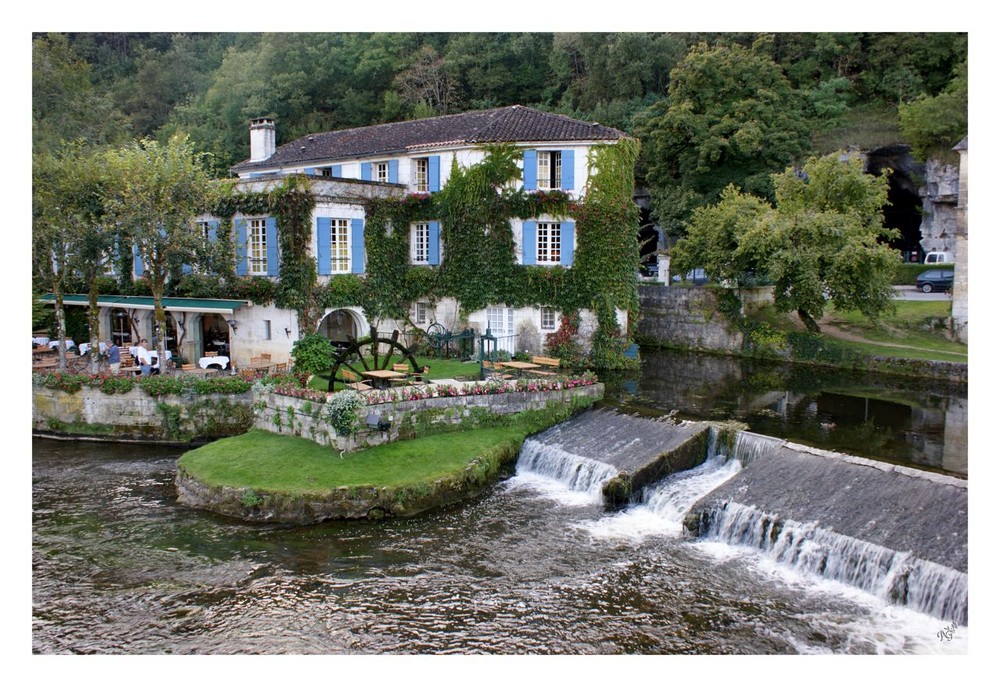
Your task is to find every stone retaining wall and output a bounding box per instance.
[255,383,606,451]
[32,385,254,443]
[636,285,745,353]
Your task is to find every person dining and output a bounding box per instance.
[135,339,153,376]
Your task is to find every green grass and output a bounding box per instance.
[180,427,528,493]
[824,301,967,360]
[308,355,483,392]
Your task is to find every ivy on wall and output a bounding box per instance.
[157,143,640,367]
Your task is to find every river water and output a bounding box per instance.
[31,350,968,655]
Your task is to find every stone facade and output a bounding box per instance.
[919,158,961,256]
[951,138,968,344]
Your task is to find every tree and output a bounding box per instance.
[33,143,113,371]
[899,58,967,160]
[638,37,812,238]
[676,152,898,332]
[102,135,212,371]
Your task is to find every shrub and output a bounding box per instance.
[291,333,335,376]
[325,390,365,436]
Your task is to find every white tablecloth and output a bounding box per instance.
[78,342,108,357]
[149,350,173,369]
[198,356,230,369]
[47,339,75,350]
[32,336,50,346]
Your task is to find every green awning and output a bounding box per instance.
[39,294,249,315]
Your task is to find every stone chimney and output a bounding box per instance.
[249,117,276,162]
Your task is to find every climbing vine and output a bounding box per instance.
[159,142,640,367]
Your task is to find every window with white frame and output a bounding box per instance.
[411,222,430,264]
[248,218,267,275]
[537,151,562,190]
[414,158,429,193]
[536,222,562,264]
[331,218,350,273]
[375,161,390,183]
[541,307,557,331]
[413,302,429,325]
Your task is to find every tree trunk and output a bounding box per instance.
[152,290,168,374]
[54,292,67,371]
[87,285,101,375]
[796,308,821,333]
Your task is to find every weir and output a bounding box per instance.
[685,432,968,624]
[517,409,714,507]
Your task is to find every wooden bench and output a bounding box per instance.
[530,356,560,376]
[341,369,373,392]
[118,351,140,375]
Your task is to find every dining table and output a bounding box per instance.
[198,355,230,370]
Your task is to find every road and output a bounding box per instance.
[893,285,952,302]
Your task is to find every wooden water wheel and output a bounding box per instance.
[328,326,420,392]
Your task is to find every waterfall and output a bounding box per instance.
[516,438,620,496]
[701,501,968,625]
[637,454,742,527]
[728,431,784,466]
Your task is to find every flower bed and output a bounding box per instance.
[33,370,254,397]
[271,371,600,406]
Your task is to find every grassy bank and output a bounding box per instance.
[748,301,967,367]
[179,397,590,496]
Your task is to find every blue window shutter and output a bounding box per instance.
[133,245,144,277]
[428,221,441,266]
[361,162,372,181]
[208,220,218,242]
[304,167,315,175]
[350,219,365,274]
[561,149,575,191]
[249,172,263,179]
[522,221,537,266]
[265,217,279,276]
[560,221,575,267]
[181,262,193,275]
[331,165,342,177]
[523,150,537,191]
[317,218,332,276]
[234,218,248,276]
[389,160,399,183]
[429,156,441,192]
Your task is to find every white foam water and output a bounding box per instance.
[512,437,620,505]
[700,501,968,626]
[577,454,742,541]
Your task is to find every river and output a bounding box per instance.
[31,350,968,655]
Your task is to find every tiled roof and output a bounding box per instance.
[231,105,627,172]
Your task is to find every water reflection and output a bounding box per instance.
[600,348,967,476]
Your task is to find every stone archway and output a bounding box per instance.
[318,309,361,346]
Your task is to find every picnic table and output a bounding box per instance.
[361,369,407,389]
[497,360,541,377]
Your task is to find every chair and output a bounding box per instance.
[341,369,372,391]
[181,363,196,371]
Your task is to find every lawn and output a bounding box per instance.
[753,302,967,363]
[308,355,483,392]
[822,301,967,361]
[180,427,528,494]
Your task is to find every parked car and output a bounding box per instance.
[638,255,658,278]
[915,269,954,293]
[672,268,709,285]
[924,251,954,265]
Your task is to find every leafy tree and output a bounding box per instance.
[677,152,898,333]
[32,33,127,156]
[102,135,212,370]
[899,58,968,160]
[33,143,113,370]
[639,37,812,238]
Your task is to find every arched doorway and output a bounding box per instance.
[201,313,230,357]
[109,308,133,346]
[318,309,360,351]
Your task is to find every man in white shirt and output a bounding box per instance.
[136,339,153,376]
